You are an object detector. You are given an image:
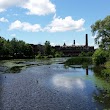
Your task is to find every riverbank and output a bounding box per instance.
[93,60,110,82]
[64,57,92,66]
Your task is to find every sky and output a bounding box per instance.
[0,0,110,48]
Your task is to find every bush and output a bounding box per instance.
[35,53,42,59]
[47,55,53,58]
[79,52,94,57]
[55,51,62,57]
[65,57,92,66]
[103,61,110,79]
[92,49,108,66]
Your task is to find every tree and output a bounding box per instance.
[0,37,5,56]
[91,15,110,65]
[44,41,52,55]
[55,51,63,57]
[79,52,86,57]
[24,44,34,57]
[92,49,108,66]
[0,36,34,58]
[3,40,11,57]
[0,37,12,57]
[91,16,110,48]
[10,38,19,56]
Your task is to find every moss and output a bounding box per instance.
[7,66,24,73]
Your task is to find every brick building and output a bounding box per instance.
[31,34,94,57]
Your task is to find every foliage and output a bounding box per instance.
[93,61,110,81]
[55,51,63,57]
[91,15,110,48]
[102,60,110,80]
[105,60,110,68]
[92,49,108,66]
[79,51,93,57]
[43,41,63,58]
[91,15,110,80]
[44,41,52,55]
[64,57,92,66]
[0,36,34,58]
[35,52,42,59]
[87,52,94,56]
[78,52,86,57]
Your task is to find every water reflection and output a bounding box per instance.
[1,59,110,110]
[86,68,88,75]
[52,74,85,90]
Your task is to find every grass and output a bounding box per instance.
[7,66,24,73]
[64,57,92,67]
[93,60,110,82]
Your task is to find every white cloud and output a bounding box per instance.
[23,0,56,15]
[52,74,85,89]
[0,0,26,12]
[9,20,42,32]
[0,0,56,15]
[44,16,85,32]
[9,16,85,33]
[0,8,5,12]
[0,17,8,22]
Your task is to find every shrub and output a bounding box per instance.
[65,57,92,66]
[92,49,108,66]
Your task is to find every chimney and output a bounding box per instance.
[85,34,88,47]
[73,40,75,46]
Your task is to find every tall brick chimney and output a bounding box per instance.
[73,40,75,46]
[85,34,88,47]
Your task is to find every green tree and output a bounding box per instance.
[24,44,34,57]
[18,40,26,53]
[79,52,86,57]
[91,16,110,48]
[0,37,12,57]
[55,51,63,57]
[92,49,108,66]
[10,38,19,56]
[0,37,5,57]
[0,36,34,58]
[44,41,52,56]
[91,15,110,65]
[3,40,12,57]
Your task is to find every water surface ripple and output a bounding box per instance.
[0,59,109,110]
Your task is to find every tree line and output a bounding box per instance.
[0,37,62,59]
[0,37,34,59]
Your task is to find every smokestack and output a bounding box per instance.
[73,40,75,46]
[85,34,88,47]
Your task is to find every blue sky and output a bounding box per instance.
[0,0,110,47]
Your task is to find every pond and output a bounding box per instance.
[0,58,110,110]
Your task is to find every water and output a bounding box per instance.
[0,58,110,110]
